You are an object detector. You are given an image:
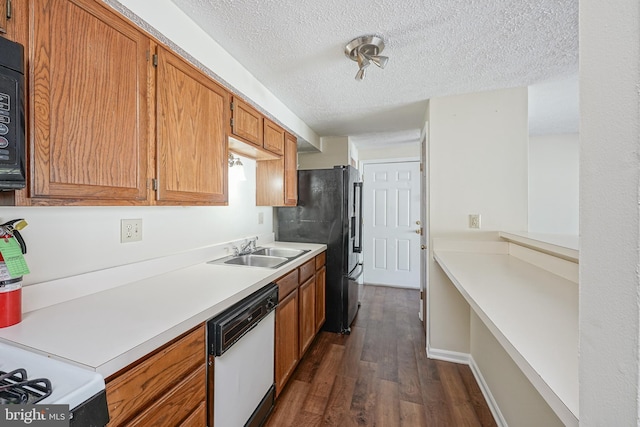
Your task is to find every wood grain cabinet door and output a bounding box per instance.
[231,97,262,146]
[0,0,7,35]
[284,132,298,206]
[155,47,229,205]
[299,275,316,356]
[31,0,150,203]
[263,119,284,155]
[315,265,326,332]
[275,288,299,397]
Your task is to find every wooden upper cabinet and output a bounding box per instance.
[263,119,284,155]
[284,132,297,206]
[30,0,150,204]
[230,97,262,147]
[256,130,297,206]
[155,47,228,205]
[0,0,8,35]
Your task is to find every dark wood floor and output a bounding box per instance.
[265,285,497,427]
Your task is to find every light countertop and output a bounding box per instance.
[0,242,326,378]
[434,249,578,426]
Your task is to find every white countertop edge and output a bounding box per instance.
[0,242,326,378]
[433,250,578,427]
[498,231,579,262]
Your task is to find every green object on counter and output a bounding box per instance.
[0,237,30,277]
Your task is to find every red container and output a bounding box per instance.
[0,282,21,328]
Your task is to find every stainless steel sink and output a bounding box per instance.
[210,254,289,269]
[208,246,310,269]
[252,247,309,259]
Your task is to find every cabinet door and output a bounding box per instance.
[127,365,206,427]
[263,119,284,155]
[284,133,298,206]
[0,0,7,35]
[299,275,316,356]
[106,326,205,426]
[315,265,326,333]
[31,0,149,203]
[275,288,299,397]
[156,47,228,205]
[231,97,262,146]
[255,158,283,206]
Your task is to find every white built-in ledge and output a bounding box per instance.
[498,231,579,262]
[434,239,578,426]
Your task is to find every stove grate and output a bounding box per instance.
[0,369,52,404]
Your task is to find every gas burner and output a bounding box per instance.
[0,369,52,404]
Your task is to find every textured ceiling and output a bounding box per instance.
[169,0,578,141]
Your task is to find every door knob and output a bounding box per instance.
[421,245,426,250]
[415,228,423,235]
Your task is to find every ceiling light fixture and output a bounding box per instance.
[344,35,389,81]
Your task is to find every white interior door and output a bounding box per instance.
[363,161,421,288]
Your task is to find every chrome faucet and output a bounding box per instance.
[235,236,258,256]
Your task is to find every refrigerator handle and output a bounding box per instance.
[353,182,363,253]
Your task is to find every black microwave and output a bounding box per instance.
[0,36,25,190]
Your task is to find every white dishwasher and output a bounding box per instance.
[207,283,278,427]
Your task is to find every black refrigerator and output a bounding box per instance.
[275,165,363,334]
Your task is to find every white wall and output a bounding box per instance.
[579,0,640,424]
[427,87,528,355]
[6,157,273,285]
[528,133,579,234]
[298,136,349,170]
[108,0,320,150]
[357,144,420,163]
[470,313,564,427]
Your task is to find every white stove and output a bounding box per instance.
[0,341,109,425]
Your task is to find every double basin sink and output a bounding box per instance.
[209,247,310,269]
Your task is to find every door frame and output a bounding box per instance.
[359,157,422,289]
[419,123,430,339]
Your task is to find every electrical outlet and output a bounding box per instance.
[469,214,481,229]
[121,219,142,243]
[258,212,264,225]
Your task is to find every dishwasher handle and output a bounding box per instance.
[207,283,278,356]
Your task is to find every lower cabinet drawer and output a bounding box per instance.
[277,268,299,302]
[106,326,205,426]
[127,365,206,426]
[180,401,207,427]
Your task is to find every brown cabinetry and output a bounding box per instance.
[230,96,263,147]
[256,131,298,206]
[0,0,8,35]
[105,326,206,426]
[275,287,299,397]
[263,119,285,155]
[155,46,228,205]
[274,251,326,397]
[30,0,150,204]
[284,132,298,206]
[299,275,316,355]
[315,252,326,331]
[316,265,326,332]
[8,0,291,207]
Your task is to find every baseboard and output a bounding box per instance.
[426,346,506,427]
[426,346,470,364]
[469,356,508,427]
